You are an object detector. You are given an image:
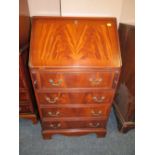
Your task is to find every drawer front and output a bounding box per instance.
[41,106,110,118]
[35,72,115,89]
[19,67,26,89]
[19,78,26,89]
[19,105,32,113]
[42,119,106,130]
[37,91,114,105]
[19,92,29,101]
[19,100,31,105]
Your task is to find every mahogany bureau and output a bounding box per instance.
[29,17,122,139]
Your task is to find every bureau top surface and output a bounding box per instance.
[29,17,122,68]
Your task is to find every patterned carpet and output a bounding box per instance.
[19,108,135,155]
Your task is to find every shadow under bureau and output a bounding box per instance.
[29,17,122,139]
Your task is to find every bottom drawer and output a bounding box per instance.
[19,105,32,113]
[42,119,106,130]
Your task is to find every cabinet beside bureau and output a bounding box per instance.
[114,23,135,133]
[19,45,37,124]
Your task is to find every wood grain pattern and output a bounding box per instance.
[33,71,115,89]
[42,119,106,130]
[41,105,110,118]
[30,17,121,68]
[36,90,114,105]
[19,0,31,48]
[29,17,121,139]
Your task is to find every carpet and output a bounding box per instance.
[19,108,135,155]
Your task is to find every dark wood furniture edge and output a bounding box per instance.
[113,101,135,133]
[42,128,106,139]
[20,113,38,124]
[19,44,38,123]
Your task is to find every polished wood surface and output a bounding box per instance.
[42,119,106,130]
[32,71,115,89]
[19,104,32,113]
[20,114,37,124]
[36,90,114,105]
[19,0,37,123]
[42,128,106,139]
[29,17,121,139]
[19,0,31,48]
[114,23,135,133]
[19,92,29,101]
[29,17,121,68]
[19,45,37,124]
[41,105,110,118]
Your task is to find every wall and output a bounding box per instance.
[28,0,60,16]
[27,0,134,24]
[61,0,123,22]
[119,0,135,25]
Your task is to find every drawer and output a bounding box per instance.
[36,91,114,105]
[33,71,115,89]
[19,78,26,89]
[42,119,106,130]
[19,100,31,105]
[19,92,29,101]
[41,105,110,118]
[19,67,27,88]
[19,105,32,113]
[19,67,26,89]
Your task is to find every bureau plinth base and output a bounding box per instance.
[20,113,37,124]
[42,129,106,140]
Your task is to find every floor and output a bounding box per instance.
[19,108,135,155]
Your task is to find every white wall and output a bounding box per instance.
[61,0,123,22]
[28,0,60,16]
[120,0,135,24]
[27,0,135,24]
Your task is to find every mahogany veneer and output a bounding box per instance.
[19,0,31,48]
[29,17,122,139]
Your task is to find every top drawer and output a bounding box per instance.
[31,71,116,89]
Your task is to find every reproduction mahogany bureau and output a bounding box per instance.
[29,17,122,139]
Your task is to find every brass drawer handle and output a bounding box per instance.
[89,122,100,127]
[91,110,102,116]
[50,123,61,129]
[45,96,58,104]
[93,96,105,103]
[89,78,102,85]
[48,111,60,117]
[49,79,63,86]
